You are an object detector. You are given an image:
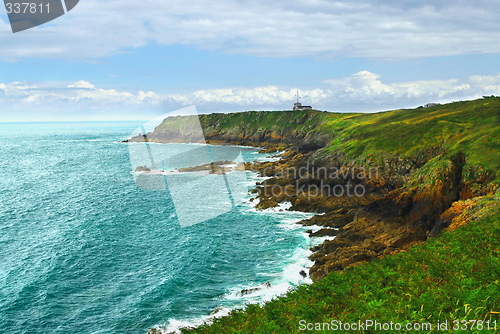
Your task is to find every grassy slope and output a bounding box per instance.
[199,110,332,134]
[154,110,335,138]
[177,98,500,333]
[158,98,499,181]
[318,97,500,182]
[186,192,500,334]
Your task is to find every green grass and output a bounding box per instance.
[155,97,500,183]
[184,193,500,333]
[199,110,334,135]
[319,98,500,182]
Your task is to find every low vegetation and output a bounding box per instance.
[184,192,500,333]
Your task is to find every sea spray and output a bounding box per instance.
[155,198,333,334]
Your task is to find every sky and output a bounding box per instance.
[1,0,500,121]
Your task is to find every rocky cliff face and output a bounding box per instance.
[129,110,334,152]
[250,147,496,280]
[127,105,499,281]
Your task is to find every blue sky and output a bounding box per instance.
[1,0,500,121]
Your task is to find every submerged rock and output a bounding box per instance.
[176,160,244,174]
[239,281,271,296]
[210,307,224,316]
[134,165,151,172]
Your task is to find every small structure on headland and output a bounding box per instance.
[424,103,440,108]
[293,91,313,110]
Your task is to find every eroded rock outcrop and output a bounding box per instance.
[249,148,495,280]
[126,107,499,281]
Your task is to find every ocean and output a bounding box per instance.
[0,121,324,334]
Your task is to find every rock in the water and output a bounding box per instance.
[210,307,224,316]
[239,281,271,296]
[255,198,278,210]
[135,165,151,172]
[309,228,339,238]
[240,287,259,296]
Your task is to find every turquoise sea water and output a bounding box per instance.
[0,122,320,334]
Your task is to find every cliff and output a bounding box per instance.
[133,97,499,282]
[135,109,335,151]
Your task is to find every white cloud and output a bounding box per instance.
[321,71,478,106]
[68,81,95,89]
[1,71,500,119]
[1,0,500,60]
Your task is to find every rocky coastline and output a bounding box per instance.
[244,144,495,280]
[127,105,499,281]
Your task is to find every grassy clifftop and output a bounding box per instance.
[319,97,500,183]
[152,97,500,182]
[200,109,331,134]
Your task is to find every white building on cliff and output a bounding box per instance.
[293,91,313,110]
